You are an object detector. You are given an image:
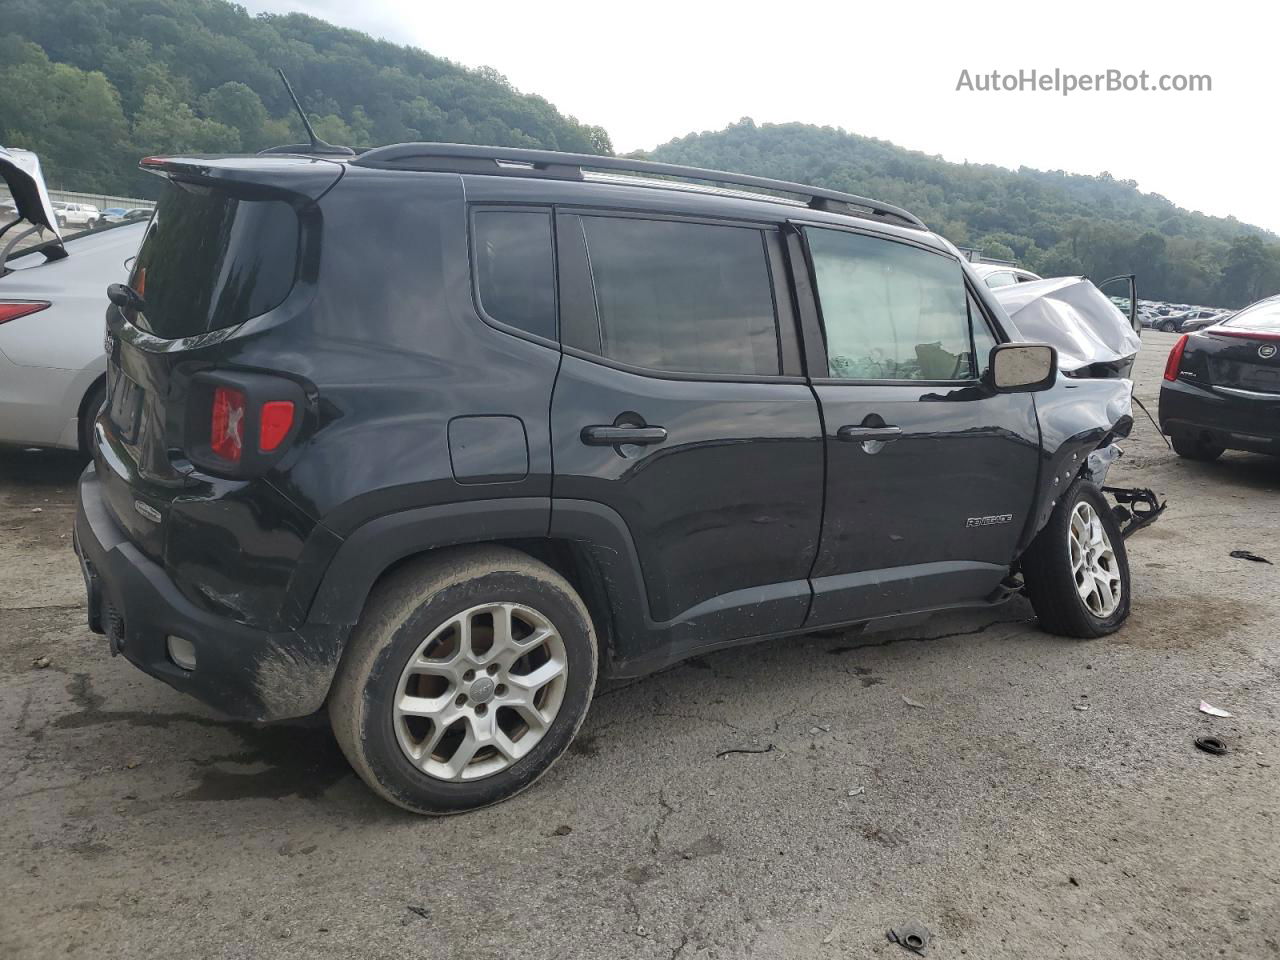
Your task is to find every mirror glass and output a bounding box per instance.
[992,344,1054,389]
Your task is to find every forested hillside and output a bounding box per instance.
[648,121,1279,307]
[0,0,610,197]
[2,3,1276,306]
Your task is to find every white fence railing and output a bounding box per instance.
[1,187,155,212]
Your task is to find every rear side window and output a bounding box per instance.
[472,209,556,341]
[808,228,974,381]
[577,216,780,376]
[129,182,299,339]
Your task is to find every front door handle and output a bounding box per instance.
[837,425,902,442]
[581,424,668,446]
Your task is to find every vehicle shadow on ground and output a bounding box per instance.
[0,447,86,490]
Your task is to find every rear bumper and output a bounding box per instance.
[74,465,347,721]
[1159,378,1280,454]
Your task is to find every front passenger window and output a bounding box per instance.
[807,228,975,381]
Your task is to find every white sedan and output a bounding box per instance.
[2,147,146,453]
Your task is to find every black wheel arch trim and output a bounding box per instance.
[301,496,660,676]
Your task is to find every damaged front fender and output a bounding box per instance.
[1022,377,1159,549]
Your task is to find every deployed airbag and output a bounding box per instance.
[991,276,1140,373]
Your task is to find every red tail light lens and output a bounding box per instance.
[258,401,295,452]
[210,386,246,461]
[0,301,51,325]
[1164,334,1189,382]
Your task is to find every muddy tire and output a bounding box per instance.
[328,545,597,815]
[1022,478,1130,638]
[1171,431,1224,462]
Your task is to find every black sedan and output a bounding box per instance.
[1159,295,1280,460]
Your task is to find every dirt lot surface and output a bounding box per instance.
[2,332,1277,960]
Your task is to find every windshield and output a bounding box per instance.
[126,180,300,339]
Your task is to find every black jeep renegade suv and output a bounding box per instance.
[75,144,1140,814]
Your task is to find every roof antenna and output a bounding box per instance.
[262,68,355,157]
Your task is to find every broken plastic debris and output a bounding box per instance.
[847,786,865,797]
[31,655,50,669]
[887,920,931,955]
[901,695,926,709]
[1194,736,1228,756]
[715,743,775,759]
[1072,703,1090,711]
[1199,701,1232,718]
[1229,550,1272,564]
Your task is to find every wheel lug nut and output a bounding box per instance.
[475,704,488,716]
[495,684,508,697]
[455,694,467,706]
[486,664,499,675]
[463,669,476,682]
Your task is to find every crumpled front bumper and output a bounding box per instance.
[1085,442,1165,538]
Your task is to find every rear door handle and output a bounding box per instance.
[837,425,902,442]
[581,424,668,446]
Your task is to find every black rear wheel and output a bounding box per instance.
[329,545,598,815]
[1171,431,1224,461]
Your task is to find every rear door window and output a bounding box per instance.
[128,181,300,340]
[807,228,974,381]
[471,208,557,341]
[571,215,780,376]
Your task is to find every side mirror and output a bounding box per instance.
[989,343,1058,393]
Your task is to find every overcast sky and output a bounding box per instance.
[244,0,1280,232]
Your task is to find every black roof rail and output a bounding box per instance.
[352,142,927,230]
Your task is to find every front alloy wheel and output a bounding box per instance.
[1022,477,1131,637]
[1067,501,1122,618]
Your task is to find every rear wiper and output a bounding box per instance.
[107,282,146,312]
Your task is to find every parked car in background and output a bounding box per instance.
[103,207,151,224]
[2,149,145,454]
[51,201,102,230]
[75,145,1151,815]
[969,262,1042,289]
[1159,295,1280,460]
[1179,310,1232,333]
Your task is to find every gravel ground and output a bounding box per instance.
[1,332,1277,960]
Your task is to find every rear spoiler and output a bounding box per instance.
[139,154,345,202]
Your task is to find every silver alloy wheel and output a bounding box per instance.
[1068,500,1122,618]
[393,602,568,782]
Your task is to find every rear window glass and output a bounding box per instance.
[1223,300,1280,333]
[579,216,780,376]
[128,182,299,339]
[472,209,556,340]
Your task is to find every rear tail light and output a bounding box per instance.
[210,386,246,461]
[1164,334,1189,382]
[187,372,306,478]
[258,401,295,452]
[0,301,51,325]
